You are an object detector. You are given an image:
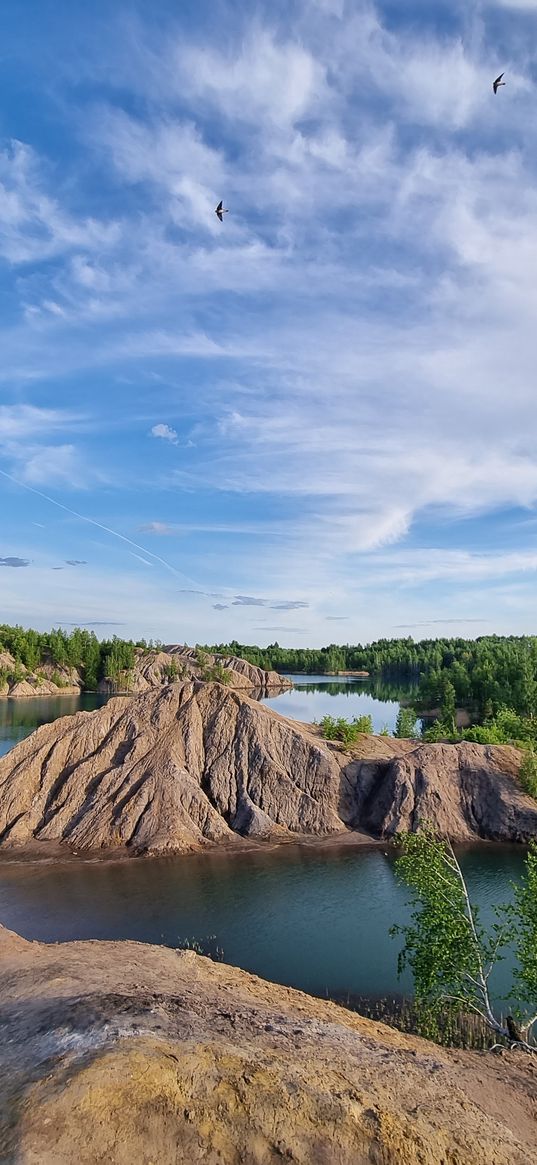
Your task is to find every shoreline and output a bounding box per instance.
[0,681,292,701]
[0,827,525,871]
[0,827,385,867]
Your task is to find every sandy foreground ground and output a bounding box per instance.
[0,923,536,1164]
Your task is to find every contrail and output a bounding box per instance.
[0,467,196,586]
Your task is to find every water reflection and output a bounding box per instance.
[262,674,403,733]
[0,693,111,757]
[0,843,524,1004]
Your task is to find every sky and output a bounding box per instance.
[1,0,537,646]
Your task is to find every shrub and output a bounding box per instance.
[201,663,232,684]
[519,750,537,800]
[317,714,373,745]
[394,707,420,739]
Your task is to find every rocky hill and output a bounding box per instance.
[0,650,81,698]
[0,923,536,1164]
[98,644,290,695]
[0,645,289,699]
[0,682,535,855]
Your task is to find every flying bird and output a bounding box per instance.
[215,200,229,222]
[493,73,506,94]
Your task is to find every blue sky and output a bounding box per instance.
[1,0,537,645]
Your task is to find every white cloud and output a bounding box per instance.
[489,0,537,8]
[0,140,119,265]
[18,444,86,488]
[177,29,328,130]
[0,404,81,440]
[150,423,178,444]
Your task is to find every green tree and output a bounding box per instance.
[392,829,537,1048]
[519,750,537,800]
[394,707,420,739]
[439,677,457,735]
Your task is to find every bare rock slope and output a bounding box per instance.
[99,644,290,695]
[0,650,81,698]
[1,924,536,1165]
[0,643,288,699]
[0,682,535,854]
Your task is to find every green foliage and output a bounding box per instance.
[519,751,537,800]
[194,647,210,670]
[201,663,232,684]
[101,638,136,684]
[392,829,537,1047]
[394,707,420,739]
[0,623,139,692]
[163,660,181,681]
[422,721,455,743]
[50,670,69,689]
[208,633,537,734]
[513,842,537,1015]
[317,714,373,744]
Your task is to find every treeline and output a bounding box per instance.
[208,635,537,724]
[0,624,146,689]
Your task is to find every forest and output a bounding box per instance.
[0,624,143,688]
[210,634,537,734]
[2,624,537,743]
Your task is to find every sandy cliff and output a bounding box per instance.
[0,924,536,1164]
[98,644,290,695]
[0,682,535,854]
[0,644,289,699]
[0,650,81,698]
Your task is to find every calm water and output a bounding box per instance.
[264,674,400,731]
[0,677,525,1004]
[0,844,524,1003]
[0,693,110,757]
[0,676,401,758]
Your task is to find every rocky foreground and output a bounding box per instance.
[0,924,536,1164]
[0,682,535,854]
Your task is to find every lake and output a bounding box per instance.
[0,675,401,758]
[263,674,400,732]
[0,692,111,757]
[0,842,524,1005]
[0,676,526,1006]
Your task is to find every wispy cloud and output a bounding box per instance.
[59,620,126,627]
[394,619,491,629]
[0,140,119,266]
[0,556,29,568]
[232,595,308,609]
[252,625,307,633]
[2,2,537,641]
[140,521,176,535]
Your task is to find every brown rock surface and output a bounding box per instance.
[0,924,536,1164]
[0,682,344,853]
[0,650,81,698]
[0,683,535,855]
[344,740,537,842]
[0,642,287,699]
[99,644,290,695]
